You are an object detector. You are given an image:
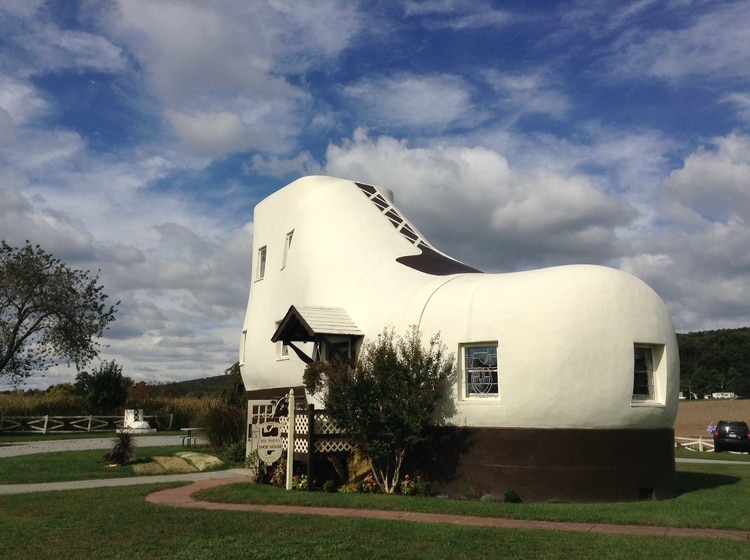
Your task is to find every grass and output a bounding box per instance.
[0,444,227,484]
[0,483,748,560]
[675,447,750,462]
[195,462,750,531]
[1,447,749,558]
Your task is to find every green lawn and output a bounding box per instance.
[0,445,226,484]
[0,482,746,560]
[195,461,750,531]
[1,445,749,559]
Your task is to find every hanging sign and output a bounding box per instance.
[257,421,284,465]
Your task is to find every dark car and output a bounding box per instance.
[713,420,750,453]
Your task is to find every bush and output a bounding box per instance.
[504,489,523,503]
[200,404,245,451]
[218,441,246,463]
[104,432,136,465]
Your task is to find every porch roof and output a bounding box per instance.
[271,305,363,343]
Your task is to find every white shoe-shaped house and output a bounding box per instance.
[240,176,679,502]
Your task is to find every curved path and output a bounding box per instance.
[146,477,750,542]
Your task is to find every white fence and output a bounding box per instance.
[675,436,715,452]
[0,414,167,434]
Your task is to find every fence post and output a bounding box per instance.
[43,415,49,434]
[306,404,315,487]
[286,389,295,490]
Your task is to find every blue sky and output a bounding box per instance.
[2,1,750,389]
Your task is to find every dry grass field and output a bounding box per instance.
[674,399,750,437]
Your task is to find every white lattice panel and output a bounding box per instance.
[313,413,345,435]
[295,414,309,435]
[281,436,309,454]
[314,438,351,453]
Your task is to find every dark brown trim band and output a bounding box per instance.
[412,427,676,502]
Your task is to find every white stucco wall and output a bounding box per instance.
[240,176,679,430]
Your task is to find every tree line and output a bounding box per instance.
[677,328,750,397]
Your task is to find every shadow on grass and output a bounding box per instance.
[676,470,741,495]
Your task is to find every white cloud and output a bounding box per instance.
[404,0,510,30]
[620,133,750,331]
[661,133,750,228]
[165,110,259,158]
[724,93,750,124]
[483,70,568,121]
[0,76,49,128]
[109,0,358,157]
[343,74,480,131]
[326,129,632,269]
[605,4,750,81]
[248,151,323,178]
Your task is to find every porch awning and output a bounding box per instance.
[271,305,363,343]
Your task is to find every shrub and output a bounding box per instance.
[358,472,379,493]
[292,474,308,490]
[104,432,136,465]
[199,404,245,451]
[218,441,246,463]
[400,474,430,496]
[504,489,522,503]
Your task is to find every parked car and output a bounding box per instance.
[713,420,750,453]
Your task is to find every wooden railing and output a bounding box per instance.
[0,414,168,434]
[675,436,714,452]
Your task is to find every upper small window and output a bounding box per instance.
[282,230,294,269]
[240,330,248,366]
[633,346,655,401]
[256,246,267,280]
[275,322,289,360]
[463,344,499,398]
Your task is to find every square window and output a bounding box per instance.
[256,246,267,280]
[464,345,498,397]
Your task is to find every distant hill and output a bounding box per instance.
[148,374,229,398]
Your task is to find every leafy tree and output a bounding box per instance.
[199,362,247,461]
[304,326,455,494]
[75,360,131,414]
[221,361,246,409]
[0,241,118,384]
